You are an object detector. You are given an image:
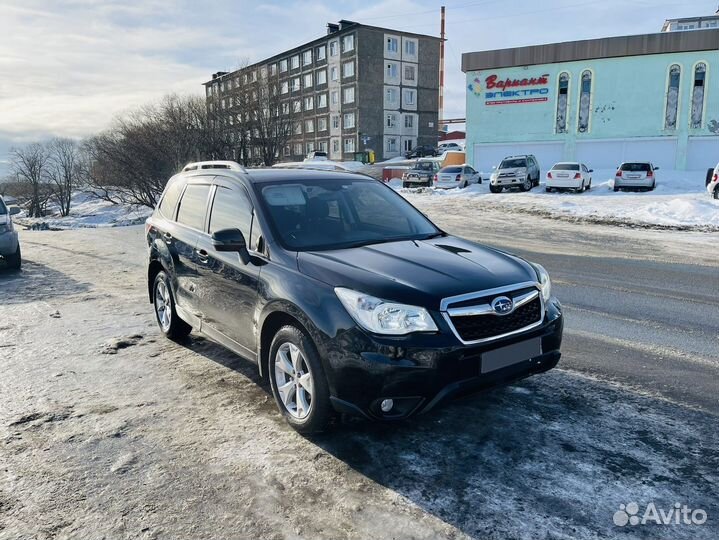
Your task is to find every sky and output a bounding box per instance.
[0,0,714,175]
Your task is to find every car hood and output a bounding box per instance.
[297,236,537,310]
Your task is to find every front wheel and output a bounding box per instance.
[153,271,192,340]
[269,325,333,433]
[5,244,21,270]
[521,178,532,191]
[490,184,502,193]
[713,186,719,200]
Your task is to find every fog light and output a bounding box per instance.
[380,399,394,413]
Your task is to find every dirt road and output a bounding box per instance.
[1,207,717,539]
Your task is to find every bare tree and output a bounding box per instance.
[251,78,298,166]
[11,143,51,217]
[46,138,82,216]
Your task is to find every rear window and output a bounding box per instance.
[158,178,184,218]
[553,163,580,171]
[416,161,435,171]
[620,163,651,172]
[500,158,527,168]
[176,184,211,230]
[440,167,462,173]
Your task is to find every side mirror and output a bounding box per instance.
[9,206,20,216]
[588,169,594,173]
[654,166,660,170]
[212,228,250,265]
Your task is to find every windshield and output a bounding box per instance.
[0,198,6,215]
[257,177,440,251]
[500,158,527,168]
[620,163,651,172]
[553,163,580,171]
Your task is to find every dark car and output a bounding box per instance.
[0,196,21,270]
[402,159,441,188]
[405,145,437,159]
[146,161,563,432]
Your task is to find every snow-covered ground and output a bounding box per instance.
[16,192,152,230]
[398,169,719,230]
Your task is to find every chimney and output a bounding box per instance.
[327,23,339,34]
[212,71,229,80]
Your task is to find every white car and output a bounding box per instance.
[614,162,658,191]
[434,165,481,189]
[706,163,719,199]
[437,142,463,153]
[545,162,593,192]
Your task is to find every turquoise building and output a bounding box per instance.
[461,30,719,172]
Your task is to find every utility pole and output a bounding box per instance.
[439,5,446,126]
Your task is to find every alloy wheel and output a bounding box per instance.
[274,342,314,419]
[154,280,172,331]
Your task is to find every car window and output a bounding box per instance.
[500,158,527,168]
[620,163,651,172]
[553,163,580,171]
[0,198,6,215]
[582,165,588,172]
[465,167,476,174]
[417,162,434,171]
[441,167,462,173]
[209,186,253,242]
[176,184,211,231]
[158,178,185,219]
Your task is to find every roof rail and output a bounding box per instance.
[182,160,247,173]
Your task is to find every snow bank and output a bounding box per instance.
[400,169,719,230]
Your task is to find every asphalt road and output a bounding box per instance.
[1,205,718,540]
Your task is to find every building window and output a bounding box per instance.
[291,77,300,92]
[305,119,314,133]
[281,102,290,114]
[329,40,338,56]
[343,87,355,104]
[332,139,340,153]
[404,114,414,128]
[344,138,355,153]
[303,50,312,66]
[280,59,288,73]
[316,45,326,61]
[306,142,315,154]
[690,62,706,129]
[269,64,277,76]
[318,140,328,152]
[293,143,303,155]
[343,61,355,78]
[386,113,397,128]
[577,70,592,133]
[342,35,354,52]
[387,37,398,53]
[386,87,399,106]
[290,55,300,69]
[386,63,398,79]
[403,138,414,152]
[281,81,289,94]
[294,123,302,135]
[386,137,398,153]
[404,65,416,82]
[664,64,681,130]
[318,117,328,131]
[404,40,416,57]
[331,115,340,129]
[343,112,355,129]
[403,88,416,106]
[316,69,327,85]
[555,72,569,133]
[304,96,314,110]
[330,66,338,81]
[303,73,313,88]
[293,100,301,113]
[318,93,328,108]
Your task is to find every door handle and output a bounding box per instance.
[163,232,173,241]
[195,248,209,263]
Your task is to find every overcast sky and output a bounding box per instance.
[0,0,713,174]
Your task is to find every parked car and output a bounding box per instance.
[0,195,21,270]
[306,151,328,161]
[437,142,463,153]
[146,161,563,432]
[545,162,593,192]
[405,145,437,159]
[402,159,441,188]
[489,155,541,193]
[434,165,482,189]
[707,162,719,199]
[614,162,658,191]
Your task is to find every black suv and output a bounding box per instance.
[146,161,563,432]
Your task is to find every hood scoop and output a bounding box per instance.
[435,244,472,255]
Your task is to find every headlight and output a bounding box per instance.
[335,288,438,335]
[531,263,552,302]
[490,173,498,182]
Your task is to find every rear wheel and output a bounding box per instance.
[713,186,719,200]
[269,325,333,433]
[6,245,21,270]
[613,186,620,192]
[153,271,192,340]
[545,187,552,193]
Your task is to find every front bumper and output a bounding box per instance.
[492,176,527,187]
[325,298,563,420]
[403,176,432,186]
[0,230,19,256]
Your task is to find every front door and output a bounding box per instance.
[194,181,262,357]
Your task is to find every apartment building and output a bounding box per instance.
[204,20,440,162]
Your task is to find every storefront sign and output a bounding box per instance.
[468,73,551,105]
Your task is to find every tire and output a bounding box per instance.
[613,186,620,192]
[714,186,719,200]
[6,244,21,270]
[545,187,552,193]
[153,271,192,340]
[460,180,468,188]
[268,325,333,433]
[706,168,714,187]
[490,184,502,193]
[650,181,656,191]
[521,178,532,192]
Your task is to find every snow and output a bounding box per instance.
[399,169,719,230]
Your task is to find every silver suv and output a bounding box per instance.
[490,155,541,193]
[0,195,21,270]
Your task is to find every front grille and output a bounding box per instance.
[449,297,542,342]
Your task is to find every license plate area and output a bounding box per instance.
[481,337,542,374]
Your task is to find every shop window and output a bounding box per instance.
[555,72,569,133]
[664,65,681,130]
[577,70,592,133]
[690,63,706,129]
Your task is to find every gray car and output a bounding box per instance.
[489,155,541,193]
[0,196,21,269]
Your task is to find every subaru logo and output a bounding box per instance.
[491,296,514,315]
